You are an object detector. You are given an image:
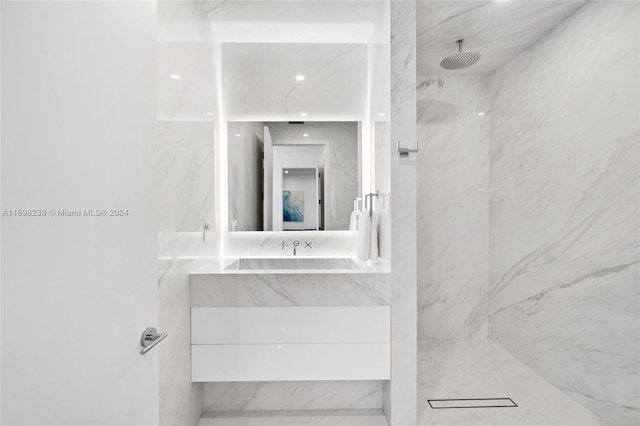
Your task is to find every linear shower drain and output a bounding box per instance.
[428,398,517,409]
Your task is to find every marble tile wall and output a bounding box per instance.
[190,272,390,307]
[385,1,418,424]
[221,43,368,122]
[223,230,358,258]
[159,259,211,426]
[488,2,640,425]
[203,381,383,412]
[416,75,490,339]
[267,122,358,231]
[158,120,215,234]
[157,3,219,425]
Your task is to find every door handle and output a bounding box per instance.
[140,327,168,355]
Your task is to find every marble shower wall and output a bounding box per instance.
[488,2,640,425]
[417,75,490,339]
[267,122,358,231]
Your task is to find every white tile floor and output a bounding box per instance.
[198,410,388,426]
[418,339,606,426]
[197,339,606,426]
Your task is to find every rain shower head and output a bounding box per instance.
[440,39,481,70]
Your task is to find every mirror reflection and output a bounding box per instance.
[228,122,359,231]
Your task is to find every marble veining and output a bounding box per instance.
[418,340,606,426]
[222,43,367,121]
[387,1,418,424]
[417,75,490,340]
[157,4,219,425]
[224,231,358,258]
[204,381,383,412]
[158,121,215,233]
[190,273,390,307]
[416,1,587,75]
[159,259,213,426]
[487,2,640,425]
[158,42,218,120]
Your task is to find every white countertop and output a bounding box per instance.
[190,257,391,275]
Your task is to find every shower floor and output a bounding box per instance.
[418,339,605,426]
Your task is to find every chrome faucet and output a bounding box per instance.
[293,240,300,256]
[279,240,289,250]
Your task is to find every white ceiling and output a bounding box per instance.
[416,1,587,75]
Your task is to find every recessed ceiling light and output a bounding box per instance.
[300,113,308,117]
[296,75,305,81]
[303,134,309,137]
[235,134,242,137]
[517,132,522,136]
[378,113,386,117]
[285,170,289,174]
[170,74,182,80]
[179,147,185,151]
[478,112,485,116]
[206,112,213,116]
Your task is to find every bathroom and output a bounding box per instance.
[1,1,638,426]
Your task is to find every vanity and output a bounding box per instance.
[189,256,391,382]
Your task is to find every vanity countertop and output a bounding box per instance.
[190,256,391,275]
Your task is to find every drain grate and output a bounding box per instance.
[428,398,517,409]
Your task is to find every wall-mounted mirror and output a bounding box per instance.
[212,1,390,235]
[228,122,359,231]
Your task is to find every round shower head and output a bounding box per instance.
[440,39,481,70]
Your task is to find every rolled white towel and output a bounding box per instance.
[356,210,372,261]
[349,210,359,231]
[369,210,379,261]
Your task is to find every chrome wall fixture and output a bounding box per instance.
[140,327,168,355]
[365,190,380,217]
[396,140,418,157]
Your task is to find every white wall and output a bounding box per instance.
[0,0,3,420]
[1,2,158,424]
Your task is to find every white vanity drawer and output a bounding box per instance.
[191,343,391,382]
[191,306,390,344]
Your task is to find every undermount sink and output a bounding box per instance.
[225,258,360,271]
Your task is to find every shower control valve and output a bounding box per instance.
[305,240,313,249]
[279,240,289,250]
